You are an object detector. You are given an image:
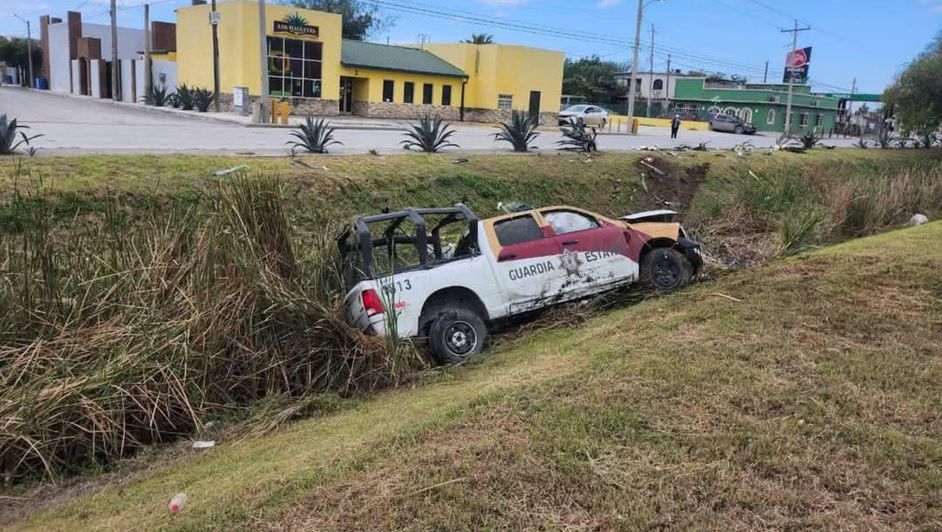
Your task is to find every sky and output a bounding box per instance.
[1,0,940,93]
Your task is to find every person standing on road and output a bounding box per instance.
[670,114,682,139]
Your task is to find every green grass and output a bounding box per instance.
[2,150,939,231]
[11,222,941,531]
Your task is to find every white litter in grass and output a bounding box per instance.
[192,440,216,449]
[907,213,929,226]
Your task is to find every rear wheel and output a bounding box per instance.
[576,117,585,127]
[428,308,488,364]
[735,125,744,134]
[640,247,692,292]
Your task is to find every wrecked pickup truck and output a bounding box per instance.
[338,204,702,364]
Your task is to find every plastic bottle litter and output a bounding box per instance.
[191,440,216,449]
[169,493,188,513]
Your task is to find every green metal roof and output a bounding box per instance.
[341,40,467,78]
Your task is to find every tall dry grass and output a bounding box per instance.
[0,174,422,482]
[690,160,942,261]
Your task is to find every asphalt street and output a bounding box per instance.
[0,87,859,155]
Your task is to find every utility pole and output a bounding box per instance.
[257,0,269,123]
[781,19,810,135]
[646,24,655,118]
[763,60,768,83]
[13,15,34,88]
[110,0,119,100]
[665,54,671,110]
[211,0,221,112]
[144,4,152,98]
[626,0,644,126]
[846,77,856,136]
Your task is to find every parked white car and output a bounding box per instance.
[339,205,702,364]
[558,105,610,127]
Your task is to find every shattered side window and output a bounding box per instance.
[495,215,543,246]
[543,211,599,235]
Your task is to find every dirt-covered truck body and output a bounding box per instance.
[338,204,701,363]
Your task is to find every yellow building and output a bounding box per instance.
[174,1,564,122]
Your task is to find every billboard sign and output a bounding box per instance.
[783,47,812,84]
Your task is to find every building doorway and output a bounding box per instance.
[528,91,541,121]
[339,77,353,114]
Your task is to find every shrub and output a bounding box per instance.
[176,83,195,110]
[557,123,598,152]
[0,114,43,155]
[798,129,822,149]
[494,110,539,152]
[400,115,459,152]
[143,83,169,107]
[917,127,938,149]
[193,87,215,112]
[287,115,343,154]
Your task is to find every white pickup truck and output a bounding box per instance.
[338,204,702,364]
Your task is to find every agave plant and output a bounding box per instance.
[494,110,539,152]
[400,115,459,152]
[856,137,870,149]
[894,137,910,149]
[192,87,215,112]
[556,123,597,152]
[1,114,43,155]
[144,83,169,107]
[176,83,194,110]
[877,126,893,149]
[918,128,938,149]
[798,129,822,149]
[287,115,342,154]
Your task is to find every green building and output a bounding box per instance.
[671,78,840,133]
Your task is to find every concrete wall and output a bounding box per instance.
[176,2,342,98]
[48,22,72,92]
[615,73,697,101]
[90,60,101,98]
[69,59,81,95]
[121,59,135,102]
[425,43,564,115]
[81,23,145,61]
[153,60,177,92]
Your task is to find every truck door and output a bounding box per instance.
[541,208,638,295]
[486,213,568,313]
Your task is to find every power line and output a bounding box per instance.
[373,0,771,75]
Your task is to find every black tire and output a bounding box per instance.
[601,118,607,128]
[428,308,488,365]
[640,247,693,292]
[577,117,585,127]
[735,125,744,134]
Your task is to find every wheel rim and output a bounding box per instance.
[444,321,477,357]
[653,253,680,288]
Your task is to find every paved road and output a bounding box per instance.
[1,87,859,155]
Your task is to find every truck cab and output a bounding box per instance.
[338,205,701,364]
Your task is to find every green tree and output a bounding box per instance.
[885,30,942,135]
[288,0,391,40]
[463,33,494,44]
[562,56,622,104]
[0,36,43,73]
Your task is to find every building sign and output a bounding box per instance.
[273,13,319,37]
[783,47,812,84]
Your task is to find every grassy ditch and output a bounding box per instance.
[0,176,422,482]
[0,150,940,484]
[11,222,941,530]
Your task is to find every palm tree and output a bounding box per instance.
[464,33,494,44]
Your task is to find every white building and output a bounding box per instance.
[41,11,145,98]
[614,71,699,101]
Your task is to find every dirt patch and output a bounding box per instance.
[633,156,709,212]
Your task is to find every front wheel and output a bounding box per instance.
[428,308,488,364]
[640,247,693,292]
[735,125,744,134]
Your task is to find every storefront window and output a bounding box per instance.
[267,37,322,98]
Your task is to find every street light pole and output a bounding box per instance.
[13,15,34,88]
